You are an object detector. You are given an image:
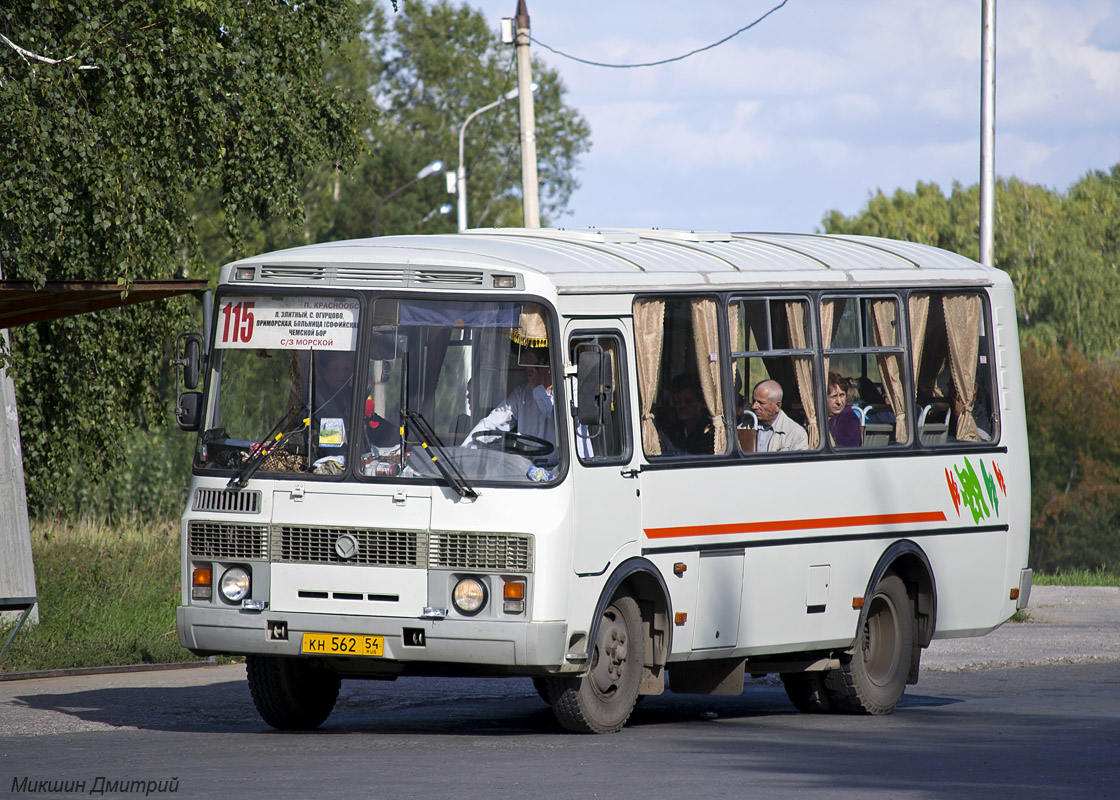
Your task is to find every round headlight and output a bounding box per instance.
[452,578,487,616]
[219,567,251,603]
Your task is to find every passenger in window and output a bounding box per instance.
[750,379,808,452]
[658,374,715,455]
[859,379,897,426]
[463,346,557,456]
[827,372,862,447]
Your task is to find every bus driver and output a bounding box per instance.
[463,346,557,463]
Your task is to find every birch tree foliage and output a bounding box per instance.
[1,0,368,510]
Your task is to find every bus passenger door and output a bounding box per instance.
[567,326,641,575]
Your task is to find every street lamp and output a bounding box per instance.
[457,83,537,232]
[423,203,454,223]
[373,159,444,236]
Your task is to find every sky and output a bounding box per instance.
[465,0,1120,233]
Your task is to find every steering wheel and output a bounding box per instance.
[468,429,555,458]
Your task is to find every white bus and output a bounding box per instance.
[174,227,1031,734]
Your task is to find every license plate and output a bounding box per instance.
[301,632,384,657]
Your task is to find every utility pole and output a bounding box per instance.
[979,0,996,266]
[514,0,541,228]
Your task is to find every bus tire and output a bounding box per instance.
[826,575,913,715]
[246,655,341,730]
[780,672,836,713]
[545,592,643,734]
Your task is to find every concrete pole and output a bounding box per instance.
[0,259,39,628]
[515,0,541,228]
[979,0,996,266]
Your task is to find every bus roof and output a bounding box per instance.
[222,229,1007,294]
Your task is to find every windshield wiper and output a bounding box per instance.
[402,409,478,499]
[227,404,308,491]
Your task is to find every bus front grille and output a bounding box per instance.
[271,526,427,568]
[193,488,261,514]
[188,521,269,560]
[429,532,533,572]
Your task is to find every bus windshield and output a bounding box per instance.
[196,294,562,486]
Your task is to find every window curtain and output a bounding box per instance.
[870,299,909,444]
[785,301,819,449]
[691,298,726,454]
[819,298,846,377]
[943,294,982,442]
[634,299,666,456]
[728,301,742,400]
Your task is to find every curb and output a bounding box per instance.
[0,659,223,682]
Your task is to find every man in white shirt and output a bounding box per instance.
[751,379,809,453]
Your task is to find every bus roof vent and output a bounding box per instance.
[413,268,485,286]
[258,264,328,282]
[334,265,409,285]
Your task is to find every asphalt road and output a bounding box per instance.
[1,586,1117,800]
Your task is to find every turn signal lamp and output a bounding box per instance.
[1010,588,1020,600]
[674,612,687,625]
[503,579,526,614]
[192,566,213,601]
[852,596,865,609]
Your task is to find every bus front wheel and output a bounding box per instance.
[246,655,341,730]
[826,575,913,715]
[545,592,643,733]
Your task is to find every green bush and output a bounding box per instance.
[1022,342,1120,572]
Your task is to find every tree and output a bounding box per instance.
[1022,342,1120,572]
[823,168,1120,360]
[194,1,592,260]
[1,0,368,513]
[329,0,591,239]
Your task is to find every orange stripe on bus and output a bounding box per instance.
[643,511,948,540]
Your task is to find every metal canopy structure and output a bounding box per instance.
[0,276,207,662]
[0,279,209,329]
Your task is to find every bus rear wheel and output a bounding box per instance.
[545,593,643,734]
[246,655,341,730]
[825,575,913,715]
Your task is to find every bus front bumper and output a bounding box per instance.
[176,605,569,672]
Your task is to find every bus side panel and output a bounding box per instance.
[640,452,1021,658]
[989,284,1031,604]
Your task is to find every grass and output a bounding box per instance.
[1033,568,1120,587]
[0,517,208,673]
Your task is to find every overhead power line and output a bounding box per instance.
[530,0,790,69]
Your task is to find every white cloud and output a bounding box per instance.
[465,0,1120,231]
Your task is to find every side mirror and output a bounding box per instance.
[172,332,204,390]
[176,391,203,431]
[576,348,613,426]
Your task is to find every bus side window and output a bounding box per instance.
[570,335,629,463]
[729,296,818,453]
[910,292,998,444]
[635,297,728,458]
[821,295,908,448]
